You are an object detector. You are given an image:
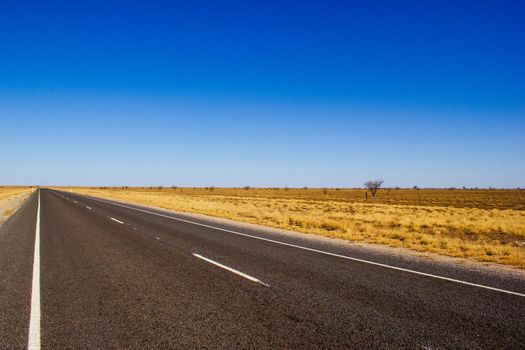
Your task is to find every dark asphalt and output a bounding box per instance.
[1,189,525,349]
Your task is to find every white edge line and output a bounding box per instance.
[28,189,41,349]
[193,253,269,287]
[110,217,124,224]
[57,191,525,298]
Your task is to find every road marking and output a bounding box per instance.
[110,217,124,224]
[155,237,160,240]
[86,206,92,210]
[59,192,525,298]
[28,190,41,349]
[193,253,269,286]
[73,200,78,203]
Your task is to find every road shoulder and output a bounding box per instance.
[70,191,525,283]
[0,191,37,348]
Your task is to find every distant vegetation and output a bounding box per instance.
[80,186,523,210]
[364,180,384,198]
[67,186,525,268]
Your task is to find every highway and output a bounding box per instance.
[1,189,524,348]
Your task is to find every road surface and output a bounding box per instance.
[1,189,524,348]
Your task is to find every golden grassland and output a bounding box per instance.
[0,186,32,201]
[79,187,524,209]
[68,187,525,268]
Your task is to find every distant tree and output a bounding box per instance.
[364,180,384,197]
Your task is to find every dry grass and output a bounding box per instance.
[68,187,525,268]
[2,209,16,217]
[0,186,32,219]
[0,186,32,201]
[74,187,524,209]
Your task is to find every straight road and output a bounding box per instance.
[1,189,524,348]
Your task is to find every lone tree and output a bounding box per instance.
[364,180,384,197]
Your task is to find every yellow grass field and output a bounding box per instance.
[0,186,32,220]
[69,187,525,268]
[0,186,32,201]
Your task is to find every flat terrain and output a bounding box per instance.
[67,187,525,268]
[0,187,33,225]
[1,189,525,348]
[0,186,32,202]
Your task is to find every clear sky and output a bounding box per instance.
[1,1,524,188]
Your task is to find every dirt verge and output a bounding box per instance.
[0,191,32,227]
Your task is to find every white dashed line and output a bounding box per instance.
[68,193,525,298]
[193,253,269,287]
[86,206,92,210]
[109,217,124,224]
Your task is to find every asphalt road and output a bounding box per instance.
[1,189,524,349]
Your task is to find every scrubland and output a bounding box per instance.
[70,187,525,268]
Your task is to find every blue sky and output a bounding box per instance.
[1,1,524,187]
